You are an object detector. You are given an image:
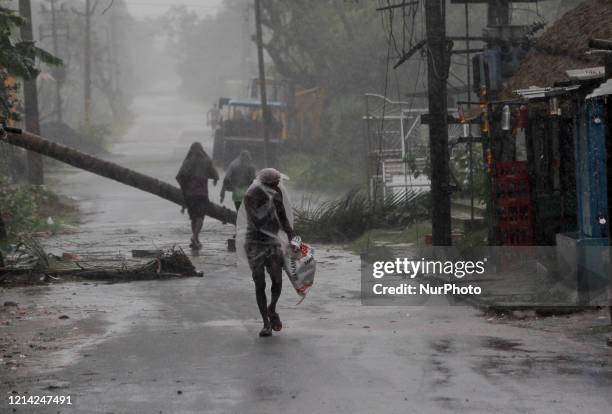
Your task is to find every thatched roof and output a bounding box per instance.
[504,0,612,97]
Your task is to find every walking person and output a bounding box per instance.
[176,142,219,249]
[241,168,297,337]
[220,150,256,211]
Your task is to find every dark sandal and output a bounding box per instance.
[268,311,282,332]
[259,326,272,337]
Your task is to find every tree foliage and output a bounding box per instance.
[162,2,245,101]
[259,1,421,179]
[0,1,61,121]
[260,1,389,95]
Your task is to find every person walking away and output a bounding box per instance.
[206,104,221,131]
[176,142,219,249]
[220,150,256,211]
[241,168,297,337]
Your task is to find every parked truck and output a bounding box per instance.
[211,78,324,167]
[212,98,287,167]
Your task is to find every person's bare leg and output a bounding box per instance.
[192,217,204,247]
[268,262,282,314]
[189,219,197,247]
[253,267,271,336]
[267,254,283,331]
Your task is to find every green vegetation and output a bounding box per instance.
[0,0,61,121]
[77,122,113,149]
[0,179,77,240]
[450,143,488,203]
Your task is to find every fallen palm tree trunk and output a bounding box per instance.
[0,127,236,224]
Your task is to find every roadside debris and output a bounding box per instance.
[0,239,202,285]
[131,249,164,258]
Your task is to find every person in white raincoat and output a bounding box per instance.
[236,168,296,337]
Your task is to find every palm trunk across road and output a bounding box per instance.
[1,127,237,225]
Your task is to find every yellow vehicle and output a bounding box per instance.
[212,99,288,167]
[211,78,325,167]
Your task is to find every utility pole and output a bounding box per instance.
[109,8,120,93]
[241,3,251,91]
[49,0,62,123]
[19,0,43,184]
[73,0,98,125]
[40,0,68,123]
[425,0,452,246]
[464,1,475,223]
[254,0,270,166]
[84,0,92,124]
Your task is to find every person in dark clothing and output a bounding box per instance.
[243,168,295,337]
[176,142,219,249]
[220,150,256,211]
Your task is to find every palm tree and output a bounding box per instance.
[1,128,237,224]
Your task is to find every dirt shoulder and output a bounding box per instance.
[483,307,612,351]
[0,283,111,373]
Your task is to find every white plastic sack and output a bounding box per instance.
[283,241,316,298]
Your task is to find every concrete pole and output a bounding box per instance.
[49,0,63,123]
[19,0,44,184]
[254,0,270,166]
[84,0,92,124]
[425,0,451,246]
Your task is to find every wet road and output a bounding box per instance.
[2,89,612,414]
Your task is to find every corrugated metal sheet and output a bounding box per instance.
[566,66,605,80]
[586,78,612,99]
[514,85,580,100]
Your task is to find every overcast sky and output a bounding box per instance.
[123,0,225,20]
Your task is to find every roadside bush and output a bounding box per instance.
[77,122,112,149]
[294,189,429,243]
[0,179,77,239]
[0,179,39,238]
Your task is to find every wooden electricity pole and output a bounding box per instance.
[73,0,98,124]
[254,0,270,166]
[19,0,44,185]
[40,0,69,123]
[84,0,92,124]
[46,0,63,123]
[425,0,452,245]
